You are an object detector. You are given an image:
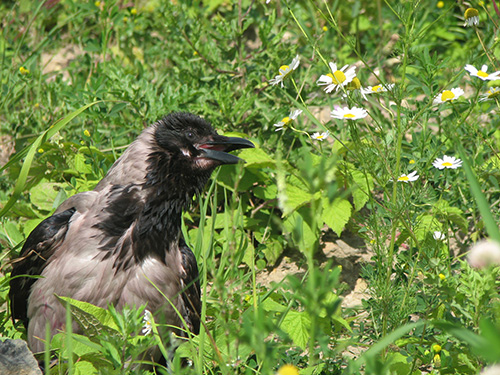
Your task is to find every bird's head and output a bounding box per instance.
[146,112,254,193]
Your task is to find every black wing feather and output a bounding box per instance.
[9,208,76,328]
[179,238,201,335]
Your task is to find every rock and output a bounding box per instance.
[0,339,42,375]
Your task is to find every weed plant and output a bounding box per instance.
[1,0,500,374]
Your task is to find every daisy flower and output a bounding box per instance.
[361,83,394,96]
[397,171,419,183]
[480,87,500,101]
[269,55,300,87]
[142,309,153,335]
[273,109,302,131]
[317,62,356,93]
[464,64,500,81]
[433,87,464,104]
[432,155,462,170]
[311,131,329,141]
[433,231,446,241]
[464,8,479,27]
[331,106,368,120]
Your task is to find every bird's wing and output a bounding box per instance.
[178,238,201,335]
[9,191,98,327]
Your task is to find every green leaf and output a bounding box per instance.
[261,239,283,265]
[0,101,102,218]
[55,296,119,341]
[457,144,500,242]
[238,147,275,168]
[67,153,93,175]
[322,197,352,236]
[280,310,311,349]
[283,210,318,255]
[0,221,24,247]
[30,180,65,211]
[351,169,373,212]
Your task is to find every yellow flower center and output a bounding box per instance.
[281,116,291,124]
[372,85,382,92]
[344,113,356,118]
[327,70,347,85]
[442,162,453,167]
[477,70,489,78]
[409,159,415,164]
[488,88,500,98]
[279,65,290,75]
[441,90,455,101]
[438,273,446,280]
[465,8,479,19]
[437,1,444,8]
[398,176,409,181]
[346,77,361,90]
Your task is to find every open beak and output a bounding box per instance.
[197,136,255,165]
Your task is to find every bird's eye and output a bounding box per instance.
[186,131,195,139]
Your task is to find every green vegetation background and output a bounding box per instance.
[1,0,500,374]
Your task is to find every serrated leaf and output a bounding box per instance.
[262,239,283,265]
[30,180,65,211]
[67,153,93,175]
[280,310,311,349]
[351,170,373,211]
[322,197,352,236]
[282,210,318,255]
[238,147,275,168]
[56,296,119,341]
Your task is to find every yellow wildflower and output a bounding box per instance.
[277,364,299,375]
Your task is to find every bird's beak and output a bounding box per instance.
[197,136,255,165]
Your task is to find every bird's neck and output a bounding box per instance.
[132,190,191,261]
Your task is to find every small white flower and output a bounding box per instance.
[464,8,479,27]
[269,55,300,87]
[432,155,462,170]
[142,309,153,335]
[311,131,329,141]
[464,64,500,81]
[331,106,368,120]
[317,62,356,93]
[361,83,394,96]
[433,231,446,241]
[467,240,500,269]
[397,171,419,183]
[273,109,302,131]
[480,87,500,101]
[433,87,464,104]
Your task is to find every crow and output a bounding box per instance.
[9,112,254,357]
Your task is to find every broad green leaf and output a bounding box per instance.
[30,180,65,211]
[238,147,275,168]
[280,310,311,349]
[56,296,119,340]
[322,197,352,236]
[23,218,44,237]
[0,221,24,247]
[282,210,318,255]
[67,153,93,175]
[261,239,283,265]
[351,169,373,212]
